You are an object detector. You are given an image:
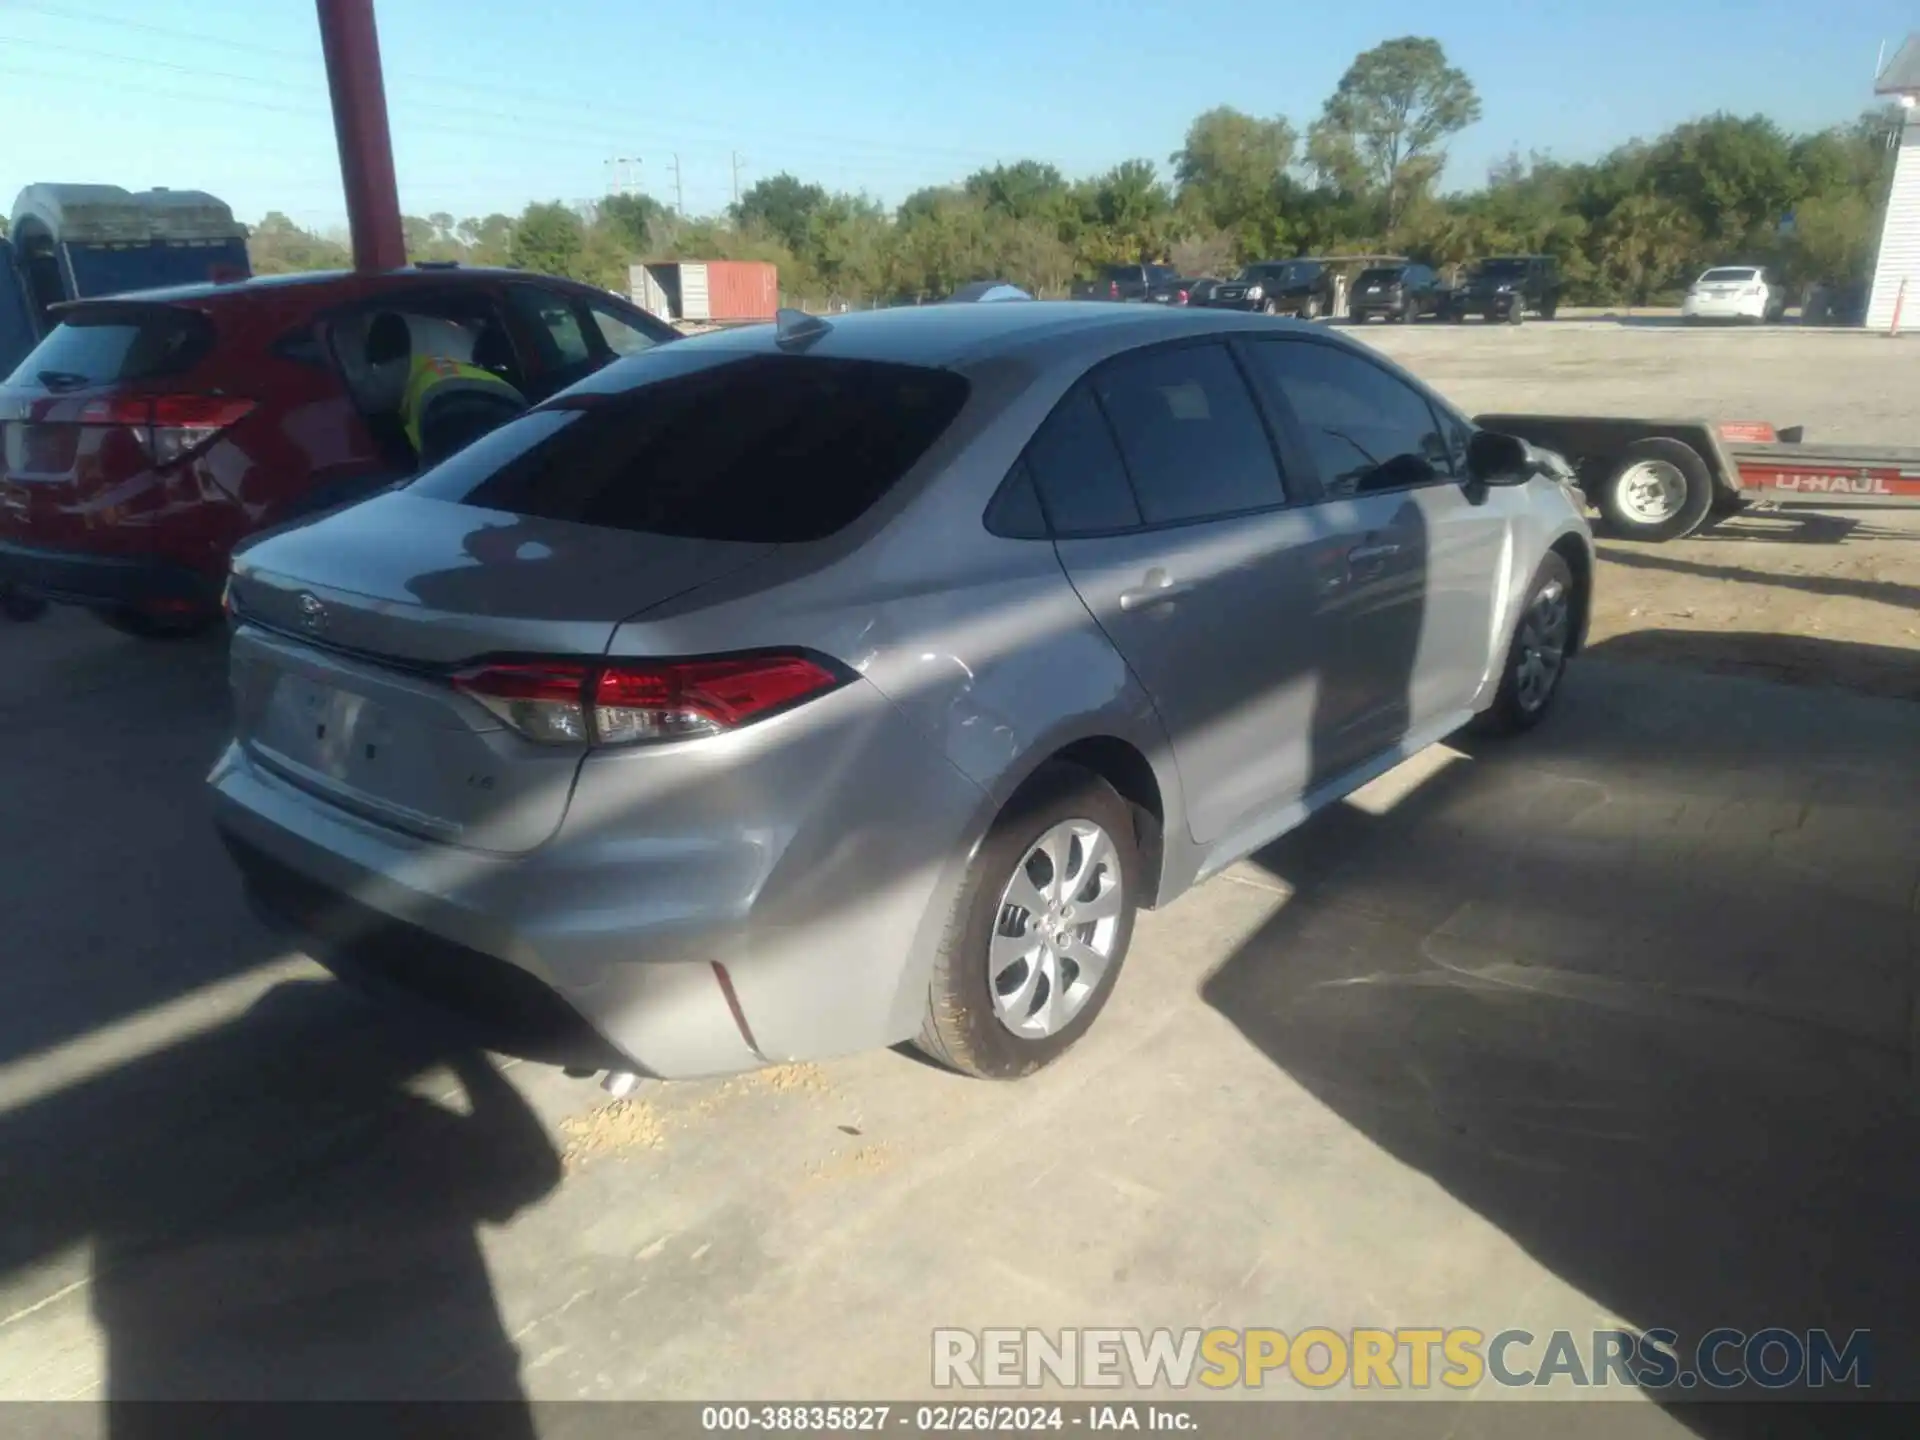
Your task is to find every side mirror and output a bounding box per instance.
[1465,430,1533,485]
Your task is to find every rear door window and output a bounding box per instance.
[6,307,210,388]
[1089,342,1286,523]
[408,349,969,544]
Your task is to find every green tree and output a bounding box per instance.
[509,201,587,280]
[1307,36,1481,231]
[1171,106,1296,240]
[733,173,829,254]
[963,161,1069,222]
[1590,192,1699,305]
[246,211,351,274]
[598,192,667,253]
[1646,113,1803,251]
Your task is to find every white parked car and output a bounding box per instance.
[1681,266,1787,324]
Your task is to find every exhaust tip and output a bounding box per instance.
[600,1070,643,1098]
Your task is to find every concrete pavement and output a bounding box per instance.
[0,608,1915,1430]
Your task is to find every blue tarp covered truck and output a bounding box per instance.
[0,184,251,379]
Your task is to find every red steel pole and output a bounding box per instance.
[315,0,405,272]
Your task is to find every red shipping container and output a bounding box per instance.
[703,259,779,322]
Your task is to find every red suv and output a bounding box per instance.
[0,266,678,636]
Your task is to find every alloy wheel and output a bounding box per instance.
[988,819,1126,1038]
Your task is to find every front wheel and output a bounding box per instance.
[915,764,1140,1079]
[1473,552,1576,736]
[1597,437,1715,542]
[1260,298,1280,316]
[1300,294,1321,321]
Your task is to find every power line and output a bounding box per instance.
[2,2,1017,168]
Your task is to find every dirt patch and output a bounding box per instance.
[805,1143,893,1183]
[560,1097,666,1166]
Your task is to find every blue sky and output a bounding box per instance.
[1,0,1911,231]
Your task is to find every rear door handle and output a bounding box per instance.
[1118,567,1188,611]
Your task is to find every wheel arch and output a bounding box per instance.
[1548,531,1593,655]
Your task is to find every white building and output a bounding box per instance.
[1867,36,1920,329]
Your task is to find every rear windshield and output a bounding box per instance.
[1357,268,1405,285]
[408,350,970,544]
[1700,268,1759,284]
[1098,265,1140,283]
[5,307,211,388]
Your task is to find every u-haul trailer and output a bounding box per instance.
[1476,413,1920,541]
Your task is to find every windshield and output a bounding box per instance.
[1473,258,1531,280]
[1238,265,1295,284]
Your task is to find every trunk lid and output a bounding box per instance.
[227,488,775,854]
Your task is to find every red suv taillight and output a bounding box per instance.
[452,653,846,747]
[77,394,256,465]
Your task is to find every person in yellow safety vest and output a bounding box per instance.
[362,312,526,464]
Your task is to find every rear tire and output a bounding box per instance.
[1596,437,1715,542]
[93,606,221,640]
[915,764,1141,1080]
[1473,552,1576,736]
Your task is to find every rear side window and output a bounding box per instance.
[1024,386,1141,535]
[1090,343,1286,523]
[409,351,968,544]
[7,308,210,387]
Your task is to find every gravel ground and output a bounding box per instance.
[1352,320,1920,702]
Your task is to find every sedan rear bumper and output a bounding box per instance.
[207,672,988,1080]
[1681,296,1769,321]
[0,539,220,613]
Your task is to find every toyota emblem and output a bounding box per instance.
[297,592,327,635]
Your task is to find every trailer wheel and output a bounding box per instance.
[1597,438,1715,542]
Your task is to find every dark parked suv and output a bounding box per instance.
[1202,260,1332,319]
[1443,255,1561,324]
[1346,264,1443,323]
[0,267,677,635]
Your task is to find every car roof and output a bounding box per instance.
[671,300,1318,368]
[61,265,557,309]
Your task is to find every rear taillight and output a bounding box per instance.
[1177,288,1190,305]
[452,653,845,747]
[77,394,255,465]
[1109,281,1120,298]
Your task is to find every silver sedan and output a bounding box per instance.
[211,302,1592,1081]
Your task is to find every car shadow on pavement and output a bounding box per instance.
[1201,656,1920,1424]
[0,620,261,1071]
[1584,631,1920,705]
[1596,544,1920,609]
[0,978,559,1429]
[1688,511,1920,548]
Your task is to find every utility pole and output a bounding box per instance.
[731,151,744,208]
[671,154,684,215]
